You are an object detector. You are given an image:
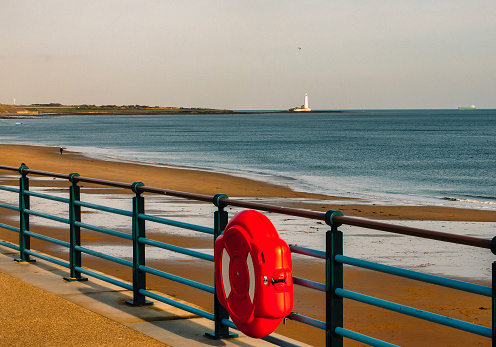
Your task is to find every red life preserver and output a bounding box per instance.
[214,210,293,338]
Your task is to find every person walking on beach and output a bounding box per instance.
[60,148,63,155]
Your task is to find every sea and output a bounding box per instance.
[1,109,496,280]
[1,109,495,209]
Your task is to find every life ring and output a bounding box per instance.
[214,210,293,338]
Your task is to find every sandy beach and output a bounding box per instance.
[2,144,496,222]
[0,144,494,346]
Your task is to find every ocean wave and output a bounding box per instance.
[442,197,496,205]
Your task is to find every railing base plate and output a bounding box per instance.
[14,258,36,263]
[125,300,154,306]
[63,276,88,282]
[204,332,238,340]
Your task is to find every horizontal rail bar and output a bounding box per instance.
[0,165,20,172]
[0,222,20,233]
[140,289,214,320]
[0,167,212,202]
[288,312,326,330]
[24,249,70,268]
[140,185,213,202]
[215,197,493,250]
[75,266,133,290]
[25,209,70,225]
[74,176,133,189]
[20,168,69,179]
[335,216,492,250]
[293,276,326,292]
[0,201,20,212]
[2,165,492,250]
[335,327,399,347]
[290,245,325,259]
[335,288,492,337]
[139,237,214,262]
[75,245,133,267]
[75,221,133,240]
[220,318,237,329]
[336,255,491,297]
[139,213,214,235]
[0,185,19,193]
[139,265,214,294]
[24,230,70,248]
[24,190,70,204]
[221,197,326,221]
[75,200,133,217]
[0,240,20,251]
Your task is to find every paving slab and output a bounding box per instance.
[0,245,309,346]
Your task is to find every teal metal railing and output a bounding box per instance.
[0,164,494,346]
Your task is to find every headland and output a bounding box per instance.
[0,103,233,116]
[0,103,352,117]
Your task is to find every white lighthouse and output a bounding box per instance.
[304,93,309,110]
[291,93,311,112]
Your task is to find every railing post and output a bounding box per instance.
[490,237,496,347]
[15,165,35,263]
[205,194,238,339]
[64,173,87,281]
[325,210,344,347]
[126,182,152,306]
[492,261,496,347]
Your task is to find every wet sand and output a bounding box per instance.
[0,144,494,346]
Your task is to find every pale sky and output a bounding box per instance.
[1,1,495,110]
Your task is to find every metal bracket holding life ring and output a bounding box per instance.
[214,210,293,338]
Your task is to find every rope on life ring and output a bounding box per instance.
[214,210,293,338]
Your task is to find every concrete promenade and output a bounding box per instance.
[0,245,308,346]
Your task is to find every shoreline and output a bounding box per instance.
[1,143,496,222]
[3,112,496,213]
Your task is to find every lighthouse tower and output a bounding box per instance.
[289,93,312,112]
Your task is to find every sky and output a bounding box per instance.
[1,1,495,110]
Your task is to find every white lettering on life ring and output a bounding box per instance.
[246,253,255,303]
[222,248,231,298]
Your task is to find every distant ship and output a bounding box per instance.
[289,93,311,112]
[458,105,476,110]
